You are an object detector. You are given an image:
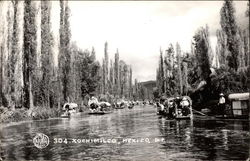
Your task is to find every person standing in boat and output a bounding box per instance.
[218,93,226,117]
[180,97,190,116]
[175,97,182,115]
[168,100,175,118]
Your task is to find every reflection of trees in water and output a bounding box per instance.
[157,118,194,151]
[156,119,249,160]
[191,120,249,160]
[111,109,138,137]
[88,116,109,134]
[1,118,95,160]
[221,121,249,160]
[192,130,217,160]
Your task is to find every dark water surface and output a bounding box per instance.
[0,105,249,161]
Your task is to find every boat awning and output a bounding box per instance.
[228,93,250,101]
[63,103,78,110]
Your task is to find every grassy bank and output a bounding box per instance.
[0,106,61,124]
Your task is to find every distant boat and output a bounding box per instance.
[88,99,113,115]
[128,102,134,109]
[114,102,125,109]
[61,103,79,118]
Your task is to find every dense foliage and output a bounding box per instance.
[0,0,139,113]
[156,0,249,109]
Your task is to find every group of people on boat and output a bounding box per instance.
[61,103,78,118]
[88,96,111,113]
[113,99,135,109]
[156,96,192,119]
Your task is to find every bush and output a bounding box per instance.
[30,106,60,120]
[0,106,61,123]
[0,108,29,123]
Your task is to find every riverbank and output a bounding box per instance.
[0,106,61,124]
[0,105,92,124]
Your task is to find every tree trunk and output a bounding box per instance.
[29,75,34,110]
[0,45,3,106]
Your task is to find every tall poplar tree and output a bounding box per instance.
[59,0,71,103]
[103,42,109,94]
[193,27,211,84]
[159,48,164,94]
[176,42,183,95]
[114,49,120,97]
[23,0,37,109]
[41,0,53,107]
[7,0,19,107]
[220,0,239,71]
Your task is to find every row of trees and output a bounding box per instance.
[0,0,142,109]
[0,0,73,109]
[98,43,132,98]
[97,42,146,101]
[155,0,249,107]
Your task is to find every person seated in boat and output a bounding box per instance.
[88,96,99,111]
[163,100,169,114]
[180,97,190,116]
[99,101,111,111]
[157,102,165,112]
[99,103,105,111]
[112,102,117,108]
[65,104,70,111]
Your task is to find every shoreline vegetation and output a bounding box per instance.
[0,105,93,124]
[0,106,60,124]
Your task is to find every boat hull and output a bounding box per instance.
[175,115,192,120]
[114,106,125,109]
[88,110,113,115]
[128,106,134,109]
[88,111,105,115]
[61,115,70,118]
[60,111,79,118]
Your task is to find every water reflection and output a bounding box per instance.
[0,106,249,160]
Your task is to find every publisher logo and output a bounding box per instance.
[33,133,49,149]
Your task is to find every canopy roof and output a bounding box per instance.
[228,93,250,101]
[63,103,78,110]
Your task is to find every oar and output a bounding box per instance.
[192,109,207,116]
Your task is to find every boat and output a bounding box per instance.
[114,102,125,109]
[226,92,249,119]
[156,96,193,120]
[61,112,70,118]
[156,95,170,116]
[128,102,134,109]
[60,103,79,118]
[174,96,193,120]
[88,99,113,115]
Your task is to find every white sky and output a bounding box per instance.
[51,1,249,82]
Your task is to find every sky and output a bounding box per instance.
[50,1,249,82]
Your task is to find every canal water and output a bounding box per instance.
[0,105,249,161]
